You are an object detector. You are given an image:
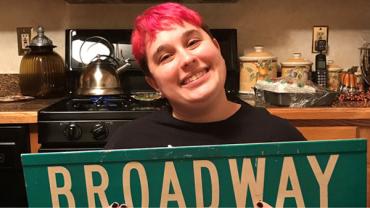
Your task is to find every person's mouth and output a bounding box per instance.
[181,69,209,86]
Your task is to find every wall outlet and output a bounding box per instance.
[17,27,33,56]
[312,26,328,53]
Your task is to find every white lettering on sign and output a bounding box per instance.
[276,157,305,207]
[160,161,186,207]
[84,164,109,208]
[307,154,339,207]
[122,162,149,207]
[229,158,265,207]
[47,166,75,208]
[193,160,220,207]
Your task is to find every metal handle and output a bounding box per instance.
[79,36,115,65]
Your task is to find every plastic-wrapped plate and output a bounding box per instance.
[262,90,339,107]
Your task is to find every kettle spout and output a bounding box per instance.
[116,58,132,73]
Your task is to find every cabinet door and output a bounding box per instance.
[0,125,29,207]
[297,126,358,140]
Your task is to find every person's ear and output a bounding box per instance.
[212,38,221,50]
[145,75,159,92]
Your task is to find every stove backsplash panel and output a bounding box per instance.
[65,29,239,95]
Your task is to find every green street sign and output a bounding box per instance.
[21,139,367,207]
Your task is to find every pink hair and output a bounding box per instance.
[131,3,203,75]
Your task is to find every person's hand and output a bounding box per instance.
[105,202,127,208]
[255,201,273,208]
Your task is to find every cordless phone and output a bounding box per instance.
[314,39,328,88]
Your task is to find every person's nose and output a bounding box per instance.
[179,49,196,70]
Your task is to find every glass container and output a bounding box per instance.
[19,26,65,98]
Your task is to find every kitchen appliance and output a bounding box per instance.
[76,54,131,96]
[19,26,66,98]
[38,28,239,152]
[38,95,168,151]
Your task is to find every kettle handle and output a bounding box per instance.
[116,58,132,73]
[79,36,115,65]
[89,54,120,66]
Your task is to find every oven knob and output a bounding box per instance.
[91,123,108,140]
[64,123,82,140]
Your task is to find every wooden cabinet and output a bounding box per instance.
[0,125,29,206]
[298,126,359,139]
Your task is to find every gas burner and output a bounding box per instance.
[60,94,168,112]
[65,95,133,111]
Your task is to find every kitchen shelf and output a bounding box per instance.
[65,0,237,3]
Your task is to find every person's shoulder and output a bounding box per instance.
[237,100,271,117]
[104,110,170,149]
[236,100,305,141]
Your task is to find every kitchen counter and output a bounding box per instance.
[0,98,63,153]
[1,98,369,147]
[0,98,62,124]
[1,97,369,123]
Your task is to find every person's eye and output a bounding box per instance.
[187,39,201,49]
[158,53,172,64]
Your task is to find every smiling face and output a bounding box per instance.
[145,22,227,113]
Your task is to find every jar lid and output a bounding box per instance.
[29,26,54,47]
[239,46,277,61]
[327,60,342,72]
[281,53,312,66]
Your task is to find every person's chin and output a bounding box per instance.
[185,86,217,103]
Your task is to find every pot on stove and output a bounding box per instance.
[76,54,131,96]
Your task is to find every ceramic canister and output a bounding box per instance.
[281,53,313,85]
[327,60,343,91]
[239,46,278,94]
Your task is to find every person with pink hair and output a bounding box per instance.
[106,3,304,151]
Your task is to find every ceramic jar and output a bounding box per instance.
[281,53,313,85]
[19,26,66,98]
[239,46,278,94]
[327,60,342,91]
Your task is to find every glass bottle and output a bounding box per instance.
[19,26,66,98]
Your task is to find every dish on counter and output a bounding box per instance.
[130,92,162,101]
[254,79,339,107]
[0,95,35,103]
[261,90,339,107]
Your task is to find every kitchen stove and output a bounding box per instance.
[38,95,168,151]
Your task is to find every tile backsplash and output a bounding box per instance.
[0,74,20,96]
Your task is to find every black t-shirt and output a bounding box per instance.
[105,101,305,149]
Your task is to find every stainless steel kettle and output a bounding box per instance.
[76,55,131,96]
